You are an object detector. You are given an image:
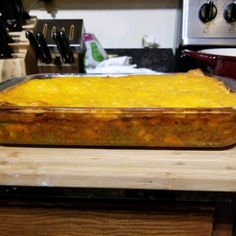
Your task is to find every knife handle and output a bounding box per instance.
[36,32,52,64]
[53,31,74,64]
[25,31,44,63]
[6,0,24,32]
[18,0,31,23]
[0,19,13,58]
[59,30,74,63]
[0,35,13,59]
[52,31,63,61]
[0,19,14,43]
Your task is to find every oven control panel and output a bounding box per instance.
[182,0,236,45]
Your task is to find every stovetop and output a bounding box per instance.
[182,0,236,46]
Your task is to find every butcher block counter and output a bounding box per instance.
[0,145,236,191]
[0,145,235,236]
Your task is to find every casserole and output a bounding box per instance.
[0,72,235,148]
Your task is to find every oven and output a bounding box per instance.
[175,0,236,72]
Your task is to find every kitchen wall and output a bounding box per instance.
[25,0,181,49]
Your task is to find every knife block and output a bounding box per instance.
[0,17,38,82]
[35,19,85,74]
[0,46,38,83]
[37,52,84,74]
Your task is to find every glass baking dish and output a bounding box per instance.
[0,73,235,148]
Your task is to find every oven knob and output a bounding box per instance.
[199,1,217,23]
[224,3,236,23]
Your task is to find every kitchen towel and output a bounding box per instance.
[86,56,157,74]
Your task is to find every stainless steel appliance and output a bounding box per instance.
[175,0,236,72]
[182,0,236,45]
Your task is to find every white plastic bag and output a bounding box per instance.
[83,33,108,69]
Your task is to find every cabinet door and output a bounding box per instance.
[0,206,213,236]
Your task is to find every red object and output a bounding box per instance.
[182,49,236,79]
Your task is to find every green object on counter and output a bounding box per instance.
[91,42,105,62]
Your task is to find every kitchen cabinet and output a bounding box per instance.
[23,0,180,10]
[0,201,214,236]
[0,145,235,235]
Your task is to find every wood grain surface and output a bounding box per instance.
[0,17,38,83]
[0,146,236,191]
[0,206,213,236]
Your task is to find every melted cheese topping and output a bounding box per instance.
[0,70,236,108]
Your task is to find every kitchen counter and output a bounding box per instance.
[0,145,236,192]
[0,145,235,236]
[105,48,175,72]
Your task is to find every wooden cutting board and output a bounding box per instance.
[0,145,236,191]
